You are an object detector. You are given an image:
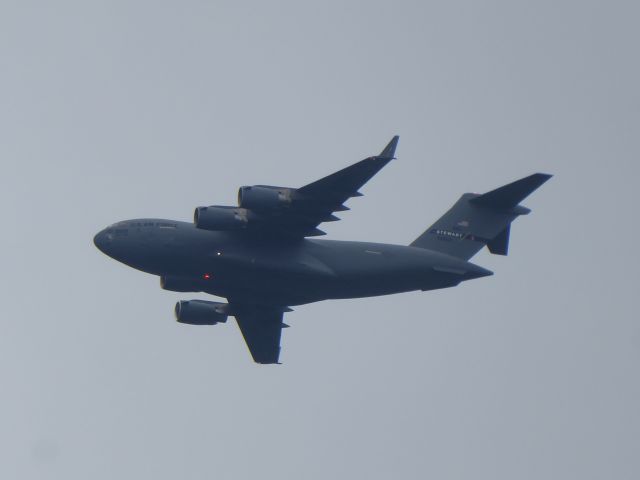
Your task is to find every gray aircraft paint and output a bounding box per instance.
[3,2,639,479]
[93,138,549,364]
[95,219,493,305]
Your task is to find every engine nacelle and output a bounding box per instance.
[161,275,206,293]
[194,205,253,231]
[175,300,228,325]
[237,185,294,211]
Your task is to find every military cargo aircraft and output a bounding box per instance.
[94,136,551,364]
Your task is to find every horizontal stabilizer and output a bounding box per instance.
[410,173,551,260]
[470,173,552,209]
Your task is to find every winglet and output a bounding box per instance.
[379,135,399,159]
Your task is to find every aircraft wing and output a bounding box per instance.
[236,136,398,238]
[233,306,288,364]
[298,135,398,203]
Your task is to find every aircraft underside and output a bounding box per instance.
[94,136,550,363]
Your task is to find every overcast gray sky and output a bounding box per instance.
[1,1,638,479]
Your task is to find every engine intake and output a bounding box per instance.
[238,186,294,211]
[174,300,228,325]
[194,205,253,231]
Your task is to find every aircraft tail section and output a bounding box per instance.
[410,173,551,260]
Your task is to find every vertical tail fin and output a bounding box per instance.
[410,173,551,260]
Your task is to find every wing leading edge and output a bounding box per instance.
[299,135,399,199]
[236,136,399,239]
[293,135,399,233]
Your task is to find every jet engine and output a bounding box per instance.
[194,205,253,231]
[237,185,294,211]
[174,300,228,325]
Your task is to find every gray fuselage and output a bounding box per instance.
[94,218,492,306]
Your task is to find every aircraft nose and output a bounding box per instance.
[93,229,111,253]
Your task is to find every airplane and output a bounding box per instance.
[94,136,551,364]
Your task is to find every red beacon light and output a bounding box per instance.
[202,273,212,280]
